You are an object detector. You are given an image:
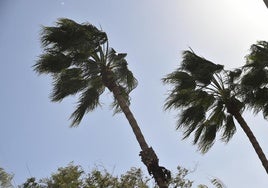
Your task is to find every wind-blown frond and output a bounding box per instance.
[245,41,268,68]
[221,115,236,143]
[34,53,72,74]
[179,106,205,129]
[163,71,196,90]
[51,68,87,101]
[241,41,268,118]
[70,81,105,126]
[41,18,107,53]
[198,122,217,153]
[181,50,223,85]
[242,69,267,88]
[108,48,138,93]
[164,89,194,110]
[242,41,268,88]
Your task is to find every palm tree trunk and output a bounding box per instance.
[233,111,268,174]
[105,79,170,187]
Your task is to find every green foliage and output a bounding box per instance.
[34,18,137,126]
[0,167,13,188]
[168,166,193,188]
[241,41,268,118]
[163,50,242,153]
[164,41,268,162]
[181,50,223,85]
[46,164,84,188]
[19,163,223,188]
[19,163,150,188]
[21,177,43,188]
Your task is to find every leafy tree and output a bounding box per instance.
[20,163,224,188]
[21,177,43,188]
[45,164,84,188]
[34,18,170,187]
[0,167,14,188]
[163,49,268,173]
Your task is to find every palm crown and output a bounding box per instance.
[163,47,268,173]
[163,50,243,152]
[34,18,137,126]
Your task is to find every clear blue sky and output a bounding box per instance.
[1,0,268,187]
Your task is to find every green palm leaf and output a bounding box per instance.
[34,53,72,74]
[221,115,236,143]
[181,50,223,85]
[51,68,87,102]
[41,18,107,53]
[198,122,217,153]
[241,41,268,118]
[163,71,196,90]
[70,81,105,126]
[108,48,138,93]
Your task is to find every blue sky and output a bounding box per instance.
[1,0,268,187]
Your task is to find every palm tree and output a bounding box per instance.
[163,49,268,173]
[34,18,170,187]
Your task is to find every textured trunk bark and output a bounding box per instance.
[233,112,268,174]
[103,73,170,187]
[109,83,149,151]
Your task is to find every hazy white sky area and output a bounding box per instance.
[1,0,268,187]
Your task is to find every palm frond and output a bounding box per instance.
[245,41,268,68]
[207,103,226,127]
[108,48,138,93]
[240,41,268,118]
[50,68,87,102]
[34,52,72,74]
[179,106,206,129]
[164,89,194,110]
[244,88,268,116]
[221,115,236,143]
[70,82,105,126]
[162,71,196,90]
[242,41,268,89]
[81,59,101,79]
[241,69,268,89]
[181,50,223,85]
[193,123,205,145]
[41,18,107,54]
[193,90,215,110]
[198,122,217,153]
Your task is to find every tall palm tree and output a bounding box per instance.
[163,49,268,173]
[34,18,170,187]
